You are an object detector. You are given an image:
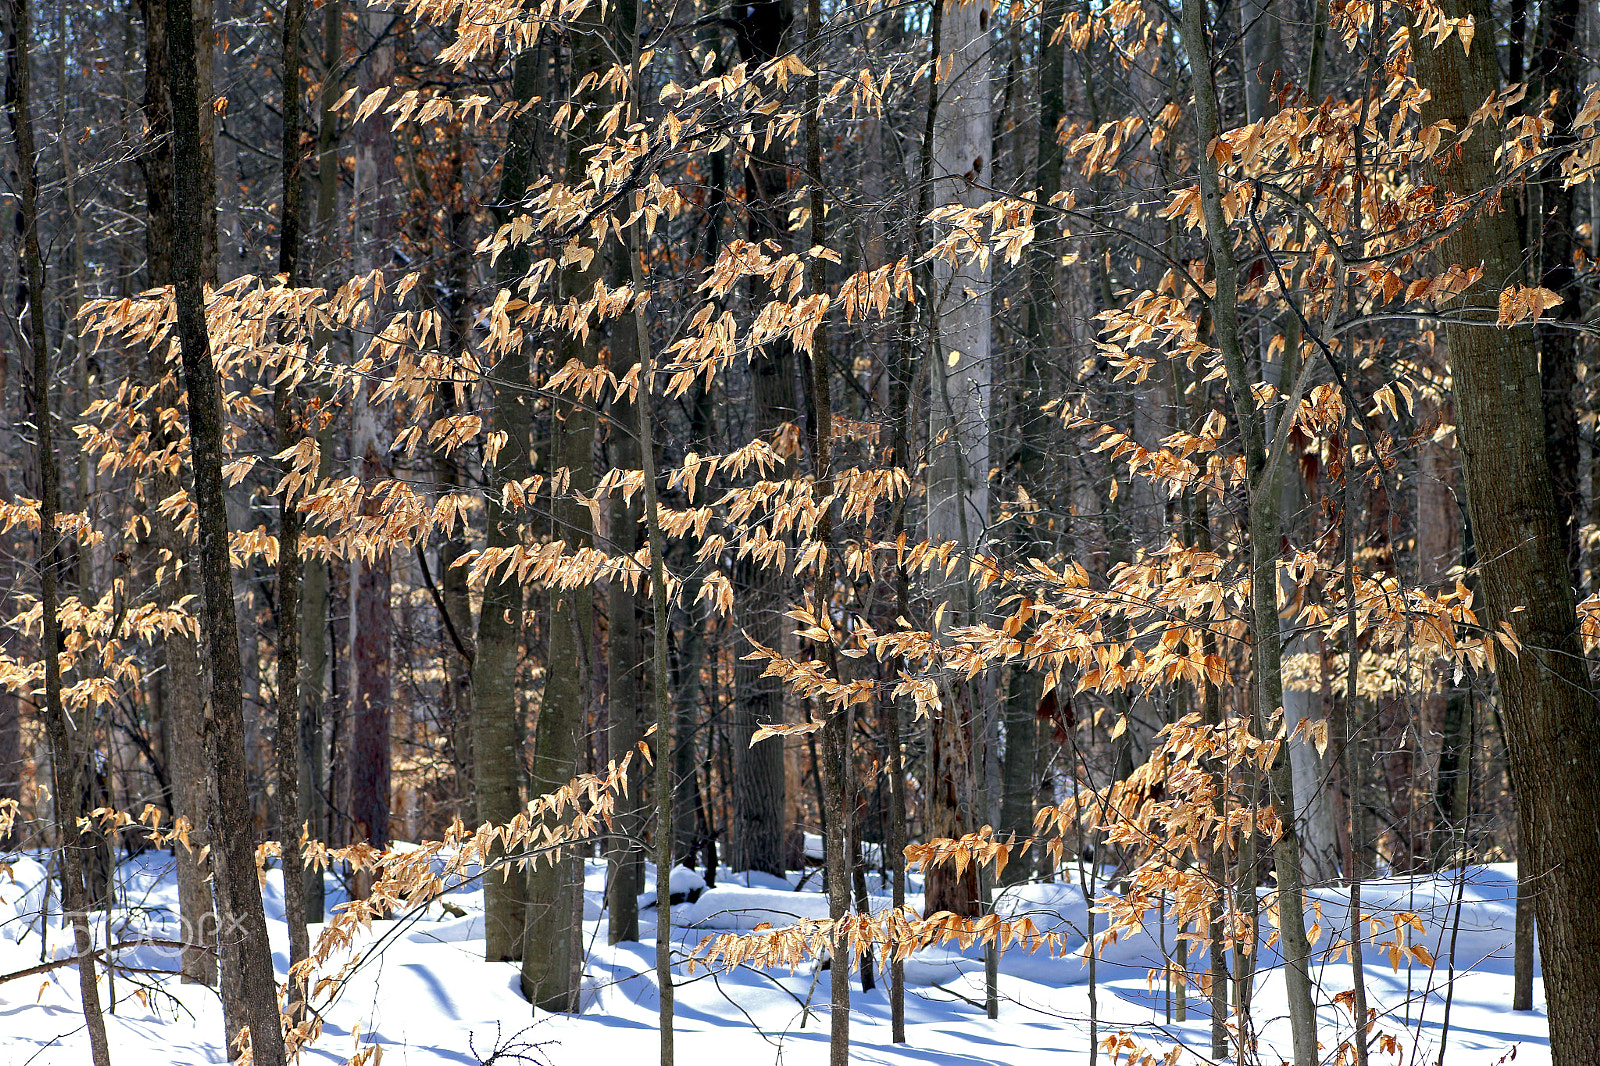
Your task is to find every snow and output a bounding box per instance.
[0,848,1551,1065]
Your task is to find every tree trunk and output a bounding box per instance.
[472,45,540,963]
[1532,0,1583,578]
[1177,0,1317,1060]
[998,0,1065,891]
[274,0,311,1023]
[1412,3,1600,1058]
[924,0,992,921]
[296,0,343,923]
[347,0,396,894]
[165,0,287,1058]
[606,260,644,944]
[728,0,792,880]
[801,3,851,1051]
[521,53,602,998]
[629,174,676,1066]
[9,2,113,1057]
[139,0,219,988]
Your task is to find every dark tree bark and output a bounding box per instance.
[350,442,392,860]
[472,44,540,963]
[606,258,644,945]
[1531,0,1583,578]
[296,0,344,924]
[727,0,792,879]
[138,0,220,988]
[274,0,311,1024]
[1412,2,1600,1060]
[346,0,396,899]
[164,0,287,1058]
[521,22,603,1002]
[999,0,1066,889]
[8,2,112,1058]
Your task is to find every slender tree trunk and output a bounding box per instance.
[629,172,676,1066]
[297,0,343,924]
[9,4,113,1058]
[274,0,311,1025]
[1339,419,1371,1066]
[801,3,850,1054]
[606,265,644,945]
[165,0,287,1058]
[1177,1,1317,1061]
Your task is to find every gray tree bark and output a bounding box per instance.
[472,44,540,963]
[924,0,992,920]
[521,42,602,998]
[1177,0,1318,1061]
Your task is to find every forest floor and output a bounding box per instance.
[0,848,1546,1065]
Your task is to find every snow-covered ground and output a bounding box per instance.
[0,849,1548,1064]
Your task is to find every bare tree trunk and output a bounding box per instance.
[628,161,676,1066]
[139,0,218,988]
[1532,0,1583,577]
[606,260,644,945]
[472,43,540,963]
[274,0,311,1024]
[521,45,601,997]
[9,3,113,1057]
[924,0,992,921]
[1177,0,1318,1061]
[165,0,287,1057]
[1411,3,1600,1058]
[297,0,343,924]
[998,0,1065,891]
[1339,412,1371,1066]
[801,4,850,1053]
[346,0,395,898]
[727,0,791,879]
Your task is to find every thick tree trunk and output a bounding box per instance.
[923,0,991,921]
[1532,0,1583,577]
[472,45,540,963]
[1412,4,1600,1057]
[139,0,219,987]
[520,75,601,999]
[165,0,287,1058]
[350,438,392,862]
[347,0,396,895]
[726,0,792,879]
